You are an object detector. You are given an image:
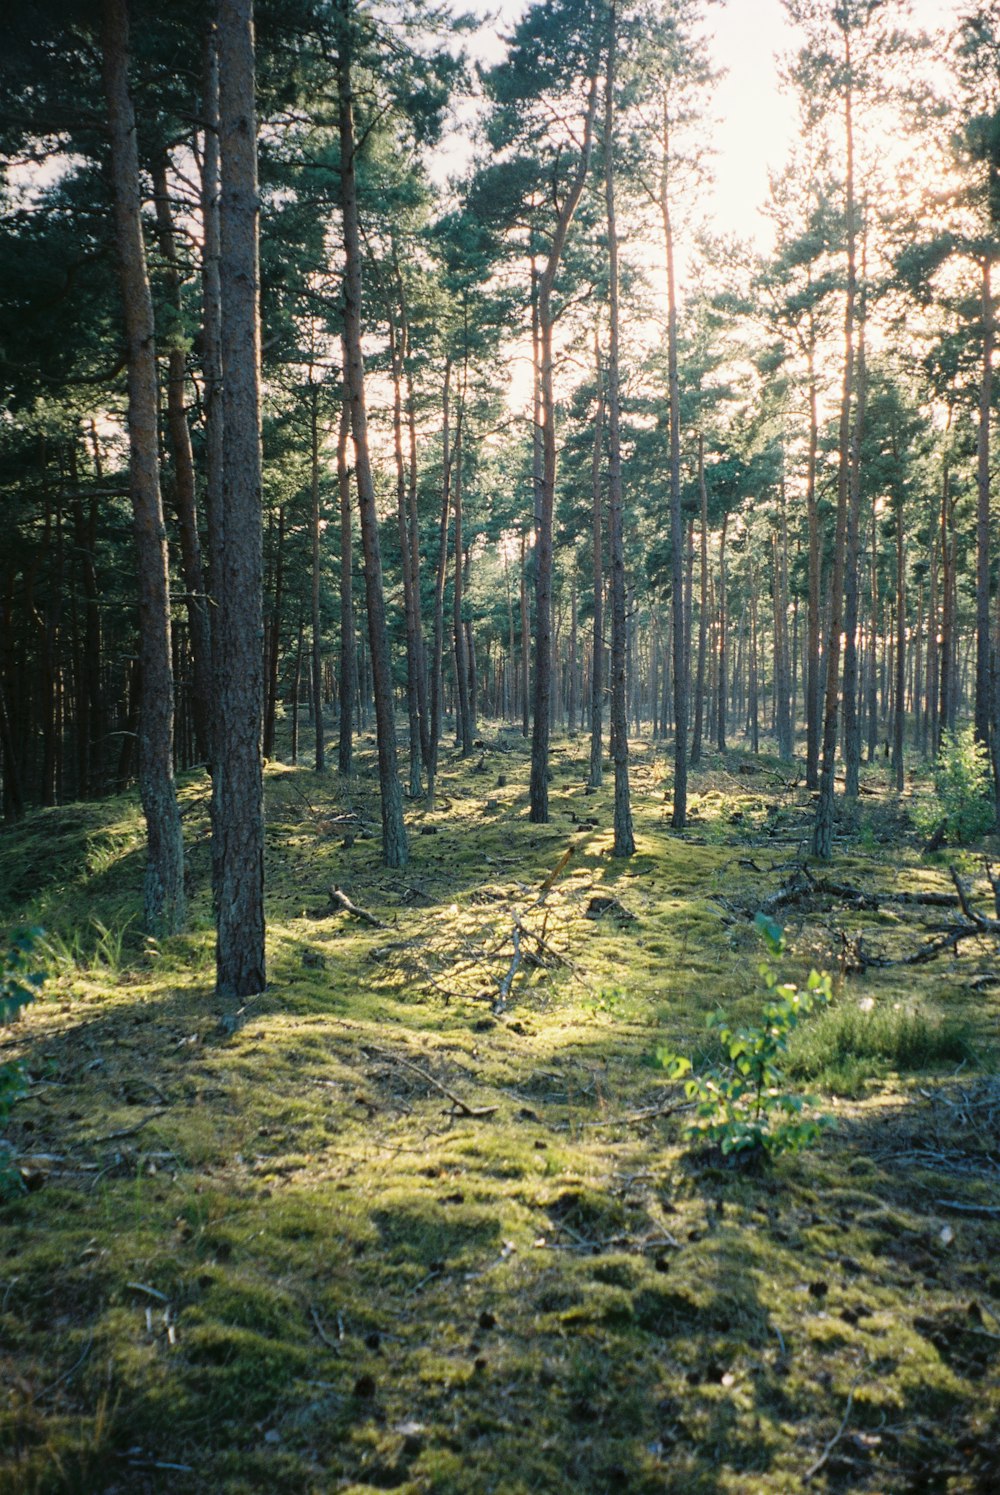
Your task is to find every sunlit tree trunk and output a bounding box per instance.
[660,99,687,827]
[335,0,407,866]
[605,2,634,856]
[589,344,605,789]
[530,74,599,823]
[813,25,857,860]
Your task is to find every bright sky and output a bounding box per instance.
[463,0,960,247]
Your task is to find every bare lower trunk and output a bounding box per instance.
[151,150,213,766]
[213,0,266,995]
[605,7,634,856]
[310,384,325,772]
[530,74,599,823]
[589,350,605,789]
[101,0,185,937]
[336,3,406,866]
[337,395,354,776]
[661,100,687,827]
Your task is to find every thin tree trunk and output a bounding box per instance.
[843,303,868,798]
[337,393,355,776]
[309,383,325,772]
[813,25,857,859]
[589,344,605,788]
[336,3,406,866]
[101,0,185,936]
[605,5,634,856]
[530,73,599,823]
[805,309,821,789]
[263,503,284,758]
[716,515,728,752]
[151,149,213,766]
[200,19,223,740]
[690,433,709,765]
[976,255,993,757]
[660,99,687,827]
[427,359,453,803]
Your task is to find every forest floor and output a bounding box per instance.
[1,729,999,1494]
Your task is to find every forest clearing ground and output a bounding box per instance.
[1,730,999,1494]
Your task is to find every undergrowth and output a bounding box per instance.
[1,733,998,1493]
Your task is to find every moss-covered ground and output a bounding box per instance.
[1,731,999,1493]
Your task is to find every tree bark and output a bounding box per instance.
[151,149,213,767]
[976,255,993,757]
[604,3,634,856]
[660,98,687,828]
[589,344,605,789]
[337,393,355,777]
[812,24,857,860]
[101,0,186,937]
[213,0,266,994]
[336,0,407,866]
[529,73,599,823]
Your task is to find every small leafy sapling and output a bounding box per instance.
[914,727,995,848]
[659,915,832,1159]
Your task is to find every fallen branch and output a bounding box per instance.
[537,842,577,899]
[949,866,1000,933]
[309,1303,342,1349]
[934,1199,1000,1220]
[494,927,522,1013]
[368,1047,498,1119]
[804,1374,862,1483]
[327,886,387,929]
[92,1110,167,1144]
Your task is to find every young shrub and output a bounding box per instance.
[1,927,46,1196]
[915,726,995,846]
[659,915,832,1160]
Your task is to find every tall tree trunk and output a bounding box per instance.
[812,25,857,859]
[588,354,605,789]
[453,427,471,756]
[842,305,868,798]
[938,456,955,749]
[427,360,453,803]
[151,149,213,766]
[805,310,821,789]
[309,382,325,771]
[388,310,422,792]
[894,492,906,792]
[716,515,728,752]
[101,0,185,936]
[337,394,355,776]
[336,0,406,866]
[530,74,599,823]
[660,99,687,827]
[263,502,284,758]
[213,0,265,995]
[200,18,223,737]
[976,255,994,756]
[690,434,709,765]
[605,4,634,856]
[393,244,431,774]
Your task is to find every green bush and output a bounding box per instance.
[659,915,832,1159]
[915,726,995,845]
[1,927,46,1197]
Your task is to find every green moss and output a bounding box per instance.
[2,737,999,1491]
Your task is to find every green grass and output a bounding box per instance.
[1,732,999,1492]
